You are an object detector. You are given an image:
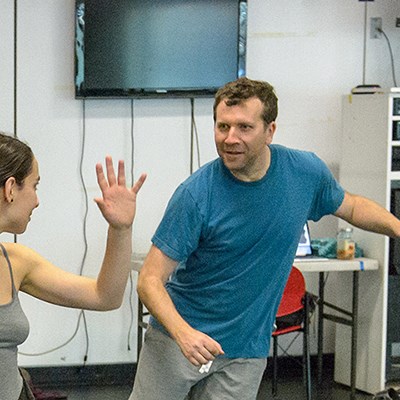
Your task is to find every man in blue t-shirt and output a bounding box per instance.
[130,78,400,400]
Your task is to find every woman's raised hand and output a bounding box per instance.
[94,156,146,229]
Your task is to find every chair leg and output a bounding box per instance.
[304,294,312,400]
[272,336,278,397]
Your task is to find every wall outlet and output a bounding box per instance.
[370,17,382,38]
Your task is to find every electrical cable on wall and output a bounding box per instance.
[127,98,136,352]
[19,100,91,366]
[190,98,202,175]
[13,0,18,245]
[129,98,136,185]
[14,0,90,363]
[18,310,86,357]
[78,99,90,366]
[378,28,398,87]
[135,98,204,354]
[13,0,17,138]
[357,3,398,91]
[362,1,368,85]
[79,99,90,278]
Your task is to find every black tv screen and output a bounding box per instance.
[75,0,247,99]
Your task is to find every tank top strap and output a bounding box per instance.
[0,243,17,294]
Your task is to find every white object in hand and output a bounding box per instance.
[199,360,213,374]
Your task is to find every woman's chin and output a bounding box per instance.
[14,224,29,235]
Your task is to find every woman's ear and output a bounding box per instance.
[4,177,16,203]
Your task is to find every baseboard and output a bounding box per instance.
[25,354,334,388]
[264,353,334,379]
[25,363,137,388]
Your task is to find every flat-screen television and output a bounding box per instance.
[75,0,247,99]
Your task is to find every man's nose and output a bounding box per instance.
[224,127,240,143]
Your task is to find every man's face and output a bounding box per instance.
[214,97,275,181]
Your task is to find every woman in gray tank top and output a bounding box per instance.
[0,132,146,400]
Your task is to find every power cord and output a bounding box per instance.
[19,310,86,357]
[378,27,398,87]
[77,99,90,366]
[19,100,90,366]
[13,0,18,245]
[127,98,136,352]
[190,98,201,174]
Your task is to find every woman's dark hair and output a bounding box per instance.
[0,132,34,188]
[213,77,278,127]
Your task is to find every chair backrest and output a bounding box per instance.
[276,266,306,319]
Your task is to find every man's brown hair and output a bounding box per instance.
[213,77,278,127]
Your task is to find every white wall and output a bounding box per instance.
[0,0,399,367]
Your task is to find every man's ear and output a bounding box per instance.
[4,177,16,203]
[265,121,276,145]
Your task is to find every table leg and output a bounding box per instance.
[350,271,359,400]
[318,271,325,383]
[137,299,144,357]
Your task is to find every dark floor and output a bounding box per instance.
[35,370,375,400]
[52,384,374,400]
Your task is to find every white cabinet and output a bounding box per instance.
[336,92,400,394]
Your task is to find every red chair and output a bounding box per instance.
[272,266,313,400]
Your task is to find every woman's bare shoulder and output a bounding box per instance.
[1,242,42,267]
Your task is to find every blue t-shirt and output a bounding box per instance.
[151,144,345,358]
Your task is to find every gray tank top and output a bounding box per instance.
[0,243,30,400]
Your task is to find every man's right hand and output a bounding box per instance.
[174,326,225,366]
